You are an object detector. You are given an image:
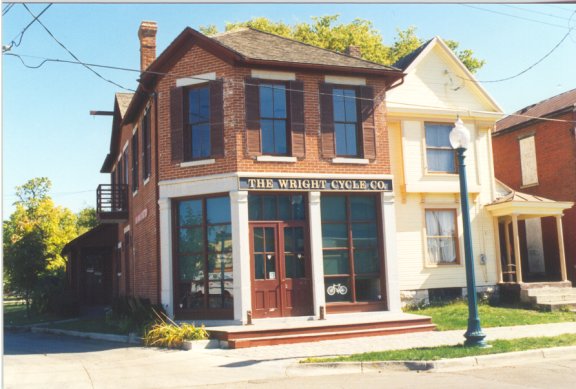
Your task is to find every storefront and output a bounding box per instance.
[159,173,399,323]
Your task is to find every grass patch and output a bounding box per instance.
[406,300,576,331]
[3,302,67,326]
[303,333,576,363]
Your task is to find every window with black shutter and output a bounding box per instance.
[319,83,376,160]
[170,80,224,163]
[131,131,139,193]
[244,78,305,158]
[142,107,151,180]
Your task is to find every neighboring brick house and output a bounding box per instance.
[492,88,576,283]
[67,21,410,324]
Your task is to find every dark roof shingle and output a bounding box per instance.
[211,28,399,72]
[495,88,576,132]
[392,39,433,71]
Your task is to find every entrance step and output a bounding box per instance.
[519,283,576,311]
[207,313,435,349]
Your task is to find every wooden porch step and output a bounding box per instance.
[226,323,436,349]
[208,314,435,349]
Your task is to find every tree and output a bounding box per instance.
[201,15,485,73]
[3,178,79,316]
[76,207,98,235]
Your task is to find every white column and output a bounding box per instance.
[158,198,174,317]
[308,191,326,318]
[556,215,568,282]
[493,217,503,284]
[381,192,401,312]
[230,191,251,323]
[511,214,523,283]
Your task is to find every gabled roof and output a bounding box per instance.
[122,26,404,125]
[386,36,502,117]
[211,28,399,72]
[495,88,576,133]
[392,39,433,71]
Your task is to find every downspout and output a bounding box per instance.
[154,90,161,306]
[386,75,405,92]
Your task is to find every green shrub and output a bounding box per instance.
[109,296,165,333]
[144,314,208,348]
[31,274,79,317]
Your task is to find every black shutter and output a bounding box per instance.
[319,83,335,158]
[210,80,224,157]
[359,85,376,160]
[170,87,185,163]
[289,80,305,158]
[245,77,261,156]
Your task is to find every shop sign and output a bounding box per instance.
[239,177,392,192]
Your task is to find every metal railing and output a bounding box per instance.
[96,184,128,215]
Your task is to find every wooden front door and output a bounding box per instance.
[250,223,312,318]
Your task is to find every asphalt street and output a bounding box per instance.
[4,330,576,388]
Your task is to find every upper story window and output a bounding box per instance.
[425,123,456,173]
[170,80,224,164]
[142,107,151,180]
[319,83,376,160]
[245,78,305,158]
[333,88,359,157]
[131,130,139,193]
[259,83,288,155]
[123,148,129,185]
[187,86,211,160]
[519,134,538,187]
[424,209,459,265]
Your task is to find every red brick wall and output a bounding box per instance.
[492,111,576,281]
[154,45,392,182]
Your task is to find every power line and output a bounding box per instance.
[5,52,575,125]
[5,3,52,51]
[2,3,15,16]
[502,4,575,22]
[462,4,572,30]
[22,3,135,92]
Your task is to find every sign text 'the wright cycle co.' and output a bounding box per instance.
[239,177,393,192]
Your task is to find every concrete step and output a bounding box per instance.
[533,295,576,304]
[525,287,576,297]
[534,302,576,312]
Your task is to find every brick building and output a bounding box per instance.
[492,88,576,284]
[67,21,419,326]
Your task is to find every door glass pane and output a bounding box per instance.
[285,253,305,279]
[325,276,351,303]
[322,224,348,248]
[353,250,380,274]
[351,196,376,221]
[254,254,265,279]
[355,276,382,302]
[285,227,305,279]
[323,250,349,275]
[352,223,378,248]
[264,227,275,252]
[321,196,346,221]
[253,228,264,252]
[266,253,276,279]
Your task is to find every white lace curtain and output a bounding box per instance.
[425,210,457,264]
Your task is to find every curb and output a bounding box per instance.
[299,345,576,372]
[27,326,143,345]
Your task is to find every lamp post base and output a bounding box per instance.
[464,319,488,347]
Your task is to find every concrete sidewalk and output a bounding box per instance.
[199,322,576,361]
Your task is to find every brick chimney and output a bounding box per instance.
[344,45,361,58]
[138,21,157,72]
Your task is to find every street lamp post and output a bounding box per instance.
[449,117,487,348]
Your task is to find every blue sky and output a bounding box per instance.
[2,3,576,218]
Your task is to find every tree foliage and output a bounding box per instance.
[201,15,485,73]
[3,178,95,316]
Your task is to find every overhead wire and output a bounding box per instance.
[462,4,573,30]
[5,52,575,125]
[3,3,15,16]
[5,3,52,50]
[502,4,575,22]
[21,3,135,92]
